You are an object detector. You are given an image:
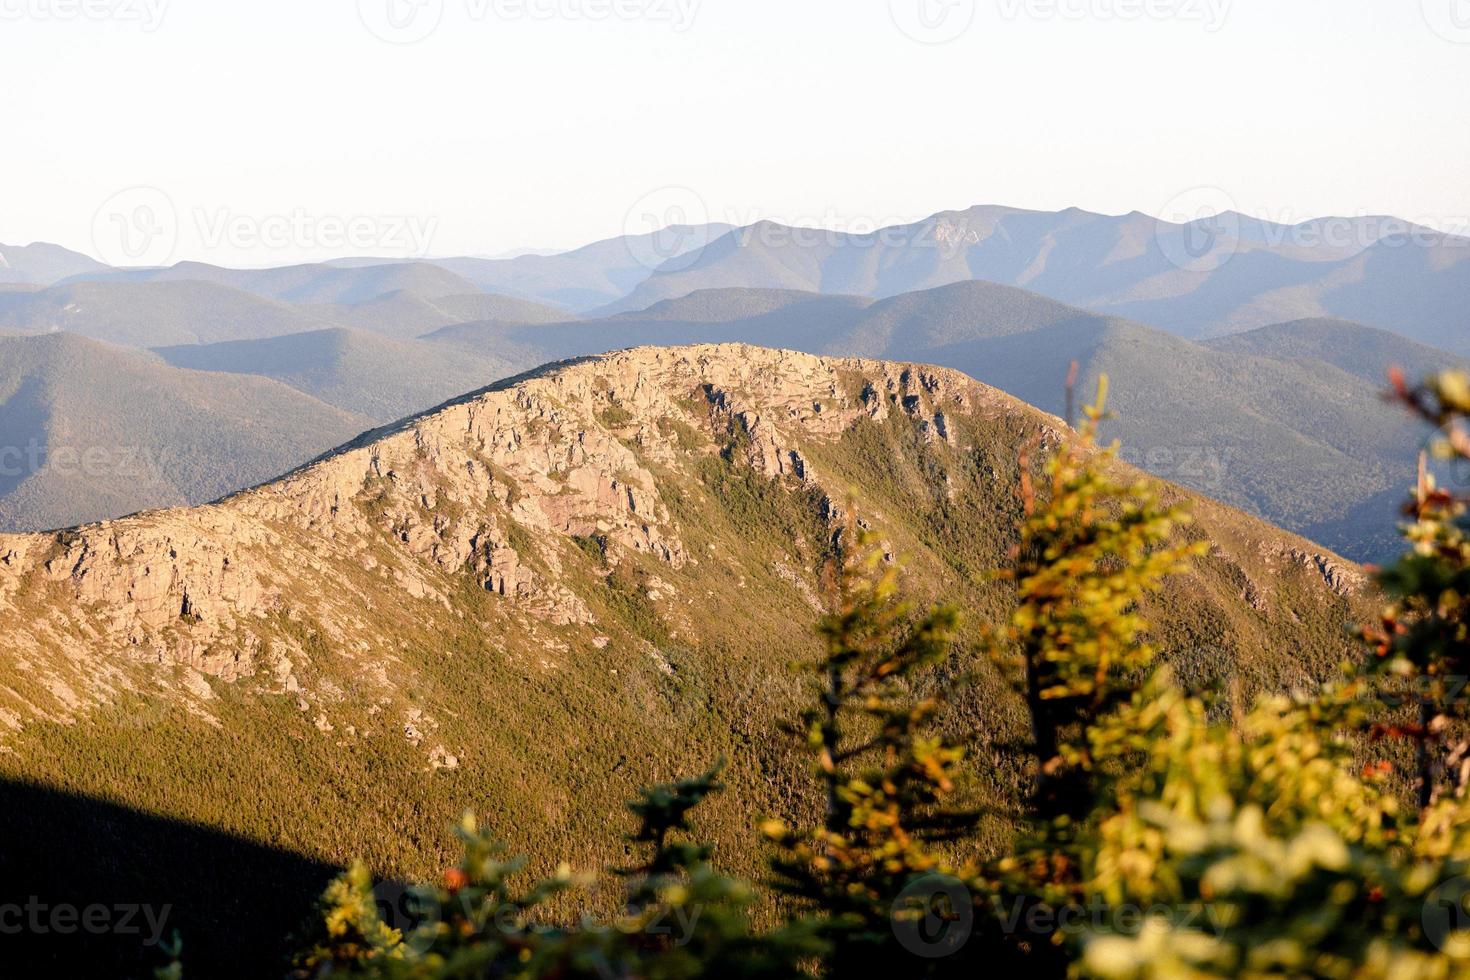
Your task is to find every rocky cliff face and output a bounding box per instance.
[0,344,1369,738]
[0,346,1028,725]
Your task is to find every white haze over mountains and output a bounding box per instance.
[4,1,1467,266]
[10,203,1465,353]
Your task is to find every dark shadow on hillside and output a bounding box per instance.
[0,779,338,978]
[0,377,48,499]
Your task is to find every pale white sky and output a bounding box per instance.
[2,0,1467,266]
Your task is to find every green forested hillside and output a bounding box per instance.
[0,332,370,532]
[152,327,514,421]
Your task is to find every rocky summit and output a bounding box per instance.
[1,345,1011,694]
[0,344,1369,972]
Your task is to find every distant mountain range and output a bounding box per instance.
[59,259,482,305]
[0,201,1461,558]
[0,278,567,347]
[13,203,1468,347]
[314,289,566,340]
[0,242,108,285]
[0,280,340,347]
[423,223,734,311]
[590,207,1470,353]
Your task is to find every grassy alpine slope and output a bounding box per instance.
[0,345,1369,975]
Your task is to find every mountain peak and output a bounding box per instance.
[0,340,1375,980]
[1,342,1365,715]
[0,241,110,286]
[0,343,1028,682]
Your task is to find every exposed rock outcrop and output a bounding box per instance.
[0,344,1368,736]
[0,346,1002,722]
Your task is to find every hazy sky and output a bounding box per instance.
[3,0,1467,266]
